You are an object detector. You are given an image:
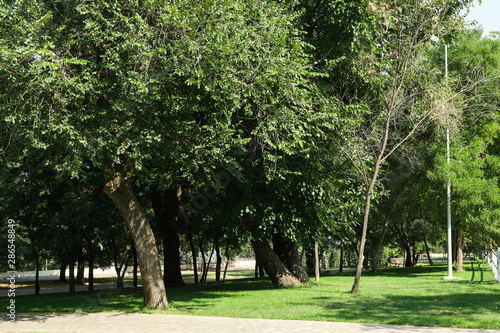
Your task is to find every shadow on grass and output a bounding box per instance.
[321,265,449,279]
[11,288,146,313]
[166,278,282,311]
[305,264,500,329]
[310,291,500,328]
[8,277,277,313]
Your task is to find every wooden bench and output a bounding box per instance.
[388,257,403,267]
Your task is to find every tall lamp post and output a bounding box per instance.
[444,44,455,280]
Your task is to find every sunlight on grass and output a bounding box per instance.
[4,264,500,329]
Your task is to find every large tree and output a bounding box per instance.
[1,0,328,304]
[325,0,476,293]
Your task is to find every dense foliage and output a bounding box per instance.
[1,0,499,307]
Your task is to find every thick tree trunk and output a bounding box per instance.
[404,247,413,267]
[58,255,67,283]
[273,234,310,283]
[162,233,185,287]
[152,189,185,288]
[251,239,301,287]
[104,174,168,309]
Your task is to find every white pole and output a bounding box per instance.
[445,44,454,280]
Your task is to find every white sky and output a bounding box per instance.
[465,0,500,35]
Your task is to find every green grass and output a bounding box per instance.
[0,276,136,290]
[181,269,255,280]
[3,263,500,329]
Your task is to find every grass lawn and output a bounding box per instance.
[3,262,500,329]
[0,276,136,290]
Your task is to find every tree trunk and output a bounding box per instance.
[314,242,320,282]
[162,233,185,288]
[187,226,199,284]
[456,219,464,271]
[223,240,230,283]
[152,189,185,288]
[351,178,377,294]
[363,251,369,270]
[452,229,457,267]
[413,248,419,266]
[86,237,94,291]
[215,237,222,282]
[120,259,130,292]
[34,251,40,295]
[69,252,76,296]
[111,238,126,291]
[404,247,412,267]
[255,253,259,280]
[132,242,138,288]
[251,239,301,287]
[273,234,310,283]
[372,179,408,272]
[339,240,344,273]
[305,247,315,274]
[396,224,413,267]
[202,244,214,283]
[58,255,67,283]
[423,233,434,266]
[198,237,207,283]
[254,250,266,279]
[76,248,85,285]
[259,262,265,277]
[104,174,168,309]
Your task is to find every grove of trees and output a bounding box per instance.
[1,0,500,309]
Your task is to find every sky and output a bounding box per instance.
[465,0,500,36]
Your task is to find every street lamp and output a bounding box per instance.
[443,44,455,280]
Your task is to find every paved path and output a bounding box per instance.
[1,313,499,333]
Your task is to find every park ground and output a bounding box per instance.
[1,262,500,332]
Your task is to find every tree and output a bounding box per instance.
[1,0,328,303]
[428,28,500,270]
[327,0,476,293]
